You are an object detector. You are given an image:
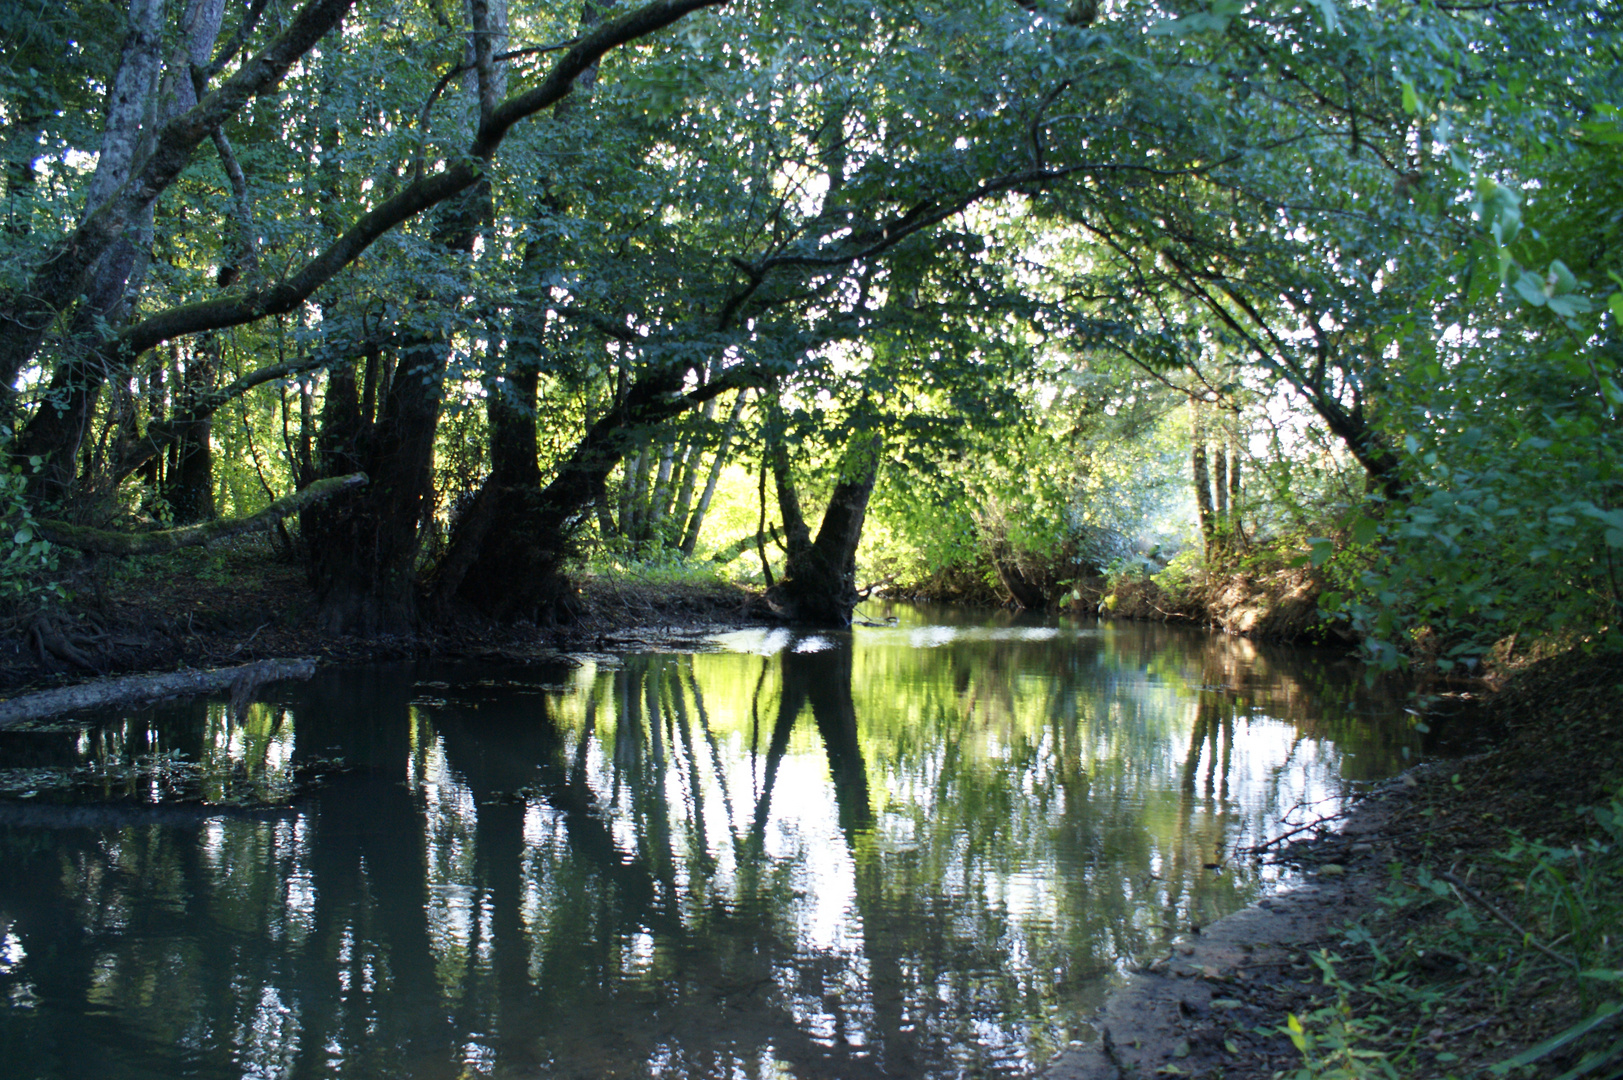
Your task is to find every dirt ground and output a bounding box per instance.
[0,536,771,694]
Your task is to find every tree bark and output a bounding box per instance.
[0,657,317,729]
[438,365,760,621]
[0,0,357,393]
[39,472,366,555]
[681,388,747,555]
[765,432,882,627]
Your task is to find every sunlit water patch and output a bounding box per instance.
[0,607,1432,1079]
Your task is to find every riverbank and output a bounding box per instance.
[1081,562,1338,643]
[0,536,771,694]
[1048,646,1623,1080]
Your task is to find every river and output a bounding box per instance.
[0,605,1430,1079]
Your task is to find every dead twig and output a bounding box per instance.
[1238,810,1349,855]
[1437,869,1579,971]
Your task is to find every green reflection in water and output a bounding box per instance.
[0,611,1421,1080]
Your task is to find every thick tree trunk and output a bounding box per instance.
[303,339,451,634]
[442,366,690,621]
[439,365,755,621]
[302,0,502,634]
[765,432,881,628]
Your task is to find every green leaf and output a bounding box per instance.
[13,527,31,545]
[1549,260,1579,295]
[1512,271,1548,307]
[1351,516,1379,545]
[1400,79,1419,115]
[1548,294,1593,317]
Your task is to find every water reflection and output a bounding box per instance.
[0,611,1424,1079]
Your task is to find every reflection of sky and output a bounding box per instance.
[0,613,1421,1080]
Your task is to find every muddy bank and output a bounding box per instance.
[0,537,772,697]
[1042,772,1421,1080]
[1082,565,1339,643]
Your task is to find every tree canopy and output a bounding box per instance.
[1,0,1618,651]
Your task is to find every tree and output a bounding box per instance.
[0,0,728,631]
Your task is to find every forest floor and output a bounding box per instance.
[3,541,1621,1080]
[1047,646,1623,1080]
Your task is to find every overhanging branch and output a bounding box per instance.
[38,473,368,555]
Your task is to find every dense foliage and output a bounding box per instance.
[0,0,1617,651]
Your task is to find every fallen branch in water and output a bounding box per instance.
[0,657,319,729]
[0,801,299,829]
[1236,810,1349,855]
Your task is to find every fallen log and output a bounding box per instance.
[0,657,319,729]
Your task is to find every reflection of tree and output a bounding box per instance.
[0,619,1424,1080]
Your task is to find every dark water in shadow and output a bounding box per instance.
[0,607,1434,1079]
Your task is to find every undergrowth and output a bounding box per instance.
[1283,785,1623,1080]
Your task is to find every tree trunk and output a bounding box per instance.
[666,399,713,542]
[681,389,747,555]
[767,411,813,562]
[1191,401,1216,554]
[765,432,882,628]
[14,0,225,497]
[162,345,218,523]
[303,338,454,634]
[993,546,1046,610]
[441,365,695,621]
[1228,428,1241,534]
[302,0,503,633]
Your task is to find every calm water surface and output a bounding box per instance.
[0,606,1431,1080]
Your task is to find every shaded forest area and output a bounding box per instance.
[2,2,1623,1075]
[0,0,1618,668]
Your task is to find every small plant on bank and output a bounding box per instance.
[1281,785,1623,1080]
[0,436,67,613]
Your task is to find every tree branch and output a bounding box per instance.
[37,472,368,555]
[112,0,727,361]
[0,0,358,390]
